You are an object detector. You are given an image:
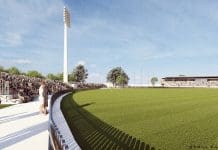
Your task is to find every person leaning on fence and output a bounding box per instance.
[39,81,48,114]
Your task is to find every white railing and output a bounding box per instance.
[48,89,81,150]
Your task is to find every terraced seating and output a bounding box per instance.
[0,72,71,103]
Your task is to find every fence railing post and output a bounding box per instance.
[48,89,81,150]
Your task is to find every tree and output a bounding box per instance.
[46,73,63,81]
[0,66,4,72]
[151,77,158,87]
[107,67,121,86]
[7,67,20,75]
[107,67,129,87]
[20,72,26,76]
[116,75,126,87]
[26,70,44,78]
[56,73,63,81]
[68,73,76,82]
[69,65,88,82]
[47,73,59,80]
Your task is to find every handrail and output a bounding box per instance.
[48,89,80,150]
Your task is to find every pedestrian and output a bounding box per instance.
[39,80,48,114]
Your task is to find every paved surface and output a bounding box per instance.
[0,97,49,150]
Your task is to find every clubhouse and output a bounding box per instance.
[161,76,218,87]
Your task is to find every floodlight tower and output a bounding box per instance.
[63,7,71,83]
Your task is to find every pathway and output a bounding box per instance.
[0,97,49,150]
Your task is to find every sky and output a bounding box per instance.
[1,0,218,84]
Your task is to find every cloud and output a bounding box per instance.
[0,0,65,73]
[88,72,105,83]
[89,73,101,77]
[90,64,97,68]
[0,0,64,49]
[0,32,22,47]
[0,59,32,66]
[13,59,32,65]
[144,52,174,60]
[1,0,218,77]
[76,60,86,66]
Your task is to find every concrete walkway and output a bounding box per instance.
[0,97,49,150]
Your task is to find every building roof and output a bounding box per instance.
[162,76,218,80]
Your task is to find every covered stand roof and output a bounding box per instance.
[162,76,218,81]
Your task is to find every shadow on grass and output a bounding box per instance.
[79,102,96,108]
[61,93,158,150]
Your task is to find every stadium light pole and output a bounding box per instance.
[63,7,71,83]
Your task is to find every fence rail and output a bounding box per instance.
[49,89,157,150]
[48,89,80,150]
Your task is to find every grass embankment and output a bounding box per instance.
[62,88,218,150]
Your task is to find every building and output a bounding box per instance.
[161,76,218,88]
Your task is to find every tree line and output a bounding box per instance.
[0,65,159,87]
[0,65,130,86]
[0,65,88,83]
[1,65,160,87]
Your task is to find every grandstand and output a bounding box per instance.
[0,71,106,104]
[161,76,218,87]
[0,72,71,103]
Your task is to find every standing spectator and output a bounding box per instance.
[39,81,48,114]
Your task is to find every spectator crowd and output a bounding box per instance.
[0,72,106,103]
[0,72,71,103]
[76,82,106,89]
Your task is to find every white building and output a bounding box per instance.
[161,76,218,88]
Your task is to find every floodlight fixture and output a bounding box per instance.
[64,7,71,28]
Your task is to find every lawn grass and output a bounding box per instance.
[0,104,12,109]
[71,88,218,150]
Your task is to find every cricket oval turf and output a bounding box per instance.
[66,88,218,150]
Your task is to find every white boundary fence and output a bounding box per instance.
[48,89,81,150]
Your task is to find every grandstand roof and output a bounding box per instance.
[162,76,218,81]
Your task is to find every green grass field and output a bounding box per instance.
[0,104,12,109]
[70,88,218,150]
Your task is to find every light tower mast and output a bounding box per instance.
[63,7,71,83]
